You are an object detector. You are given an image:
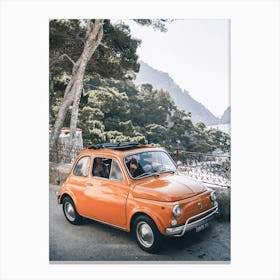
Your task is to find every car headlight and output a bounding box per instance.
[172,204,182,217]
[210,191,217,202]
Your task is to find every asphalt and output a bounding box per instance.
[49,184,230,262]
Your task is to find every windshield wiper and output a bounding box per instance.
[134,169,175,179]
[158,169,176,174]
[134,171,161,179]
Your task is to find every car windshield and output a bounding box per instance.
[125,150,176,179]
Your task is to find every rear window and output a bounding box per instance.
[73,156,90,177]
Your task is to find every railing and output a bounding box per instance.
[170,150,231,188]
[49,144,231,187]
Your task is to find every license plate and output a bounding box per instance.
[196,222,208,232]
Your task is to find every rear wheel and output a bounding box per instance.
[62,196,82,225]
[133,215,162,253]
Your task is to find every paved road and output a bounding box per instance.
[49,184,230,262]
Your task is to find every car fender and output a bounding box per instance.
[59,189,77,206]
[128,205,167,235]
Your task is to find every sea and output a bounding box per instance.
[207,123,230,135]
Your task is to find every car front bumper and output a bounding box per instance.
[165,202,218,237]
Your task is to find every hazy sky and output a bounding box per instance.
[125,19,230,117]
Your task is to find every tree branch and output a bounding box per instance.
[85,19,93,39]
[50,53,75,68]
[60,53,75,65]
[89,19,103,41]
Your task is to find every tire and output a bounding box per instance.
[62,196,82,225]
[133,215,162,253]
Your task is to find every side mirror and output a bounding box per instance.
[177,160,182,167]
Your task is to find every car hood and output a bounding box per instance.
[132,174,207,202]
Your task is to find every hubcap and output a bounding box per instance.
[64,202,76,222]
[136,221,154,248]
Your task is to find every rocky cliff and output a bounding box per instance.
[135,61,221,125]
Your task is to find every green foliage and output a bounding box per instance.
[49,19,141,101]
[208,128,231,152]
[74,78,230,153]
[146,124,168,143]
[87,20,140,79]
[104,130,146,144]
[50,72,230,152]
[133,19,171,32]
[129,85,174,127]
[49,19,230,154]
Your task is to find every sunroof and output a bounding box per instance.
[88,142,145,150]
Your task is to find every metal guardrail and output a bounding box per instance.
[171,150,231,188]
[49,144,231,187]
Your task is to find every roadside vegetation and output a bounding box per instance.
[49,19,230,155]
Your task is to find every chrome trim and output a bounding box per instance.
[210,191,216,202]
[64,202,76,222]
[136,221,154,248]
[166,203,218,237]
[172,204,182,217]
[55,191,60,204]
[80,214,128,232]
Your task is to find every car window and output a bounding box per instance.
[73,156,90,177]
[109,160,124,181]
[92,157,111,179]
[125,151,176,179]
[92,157,123,181]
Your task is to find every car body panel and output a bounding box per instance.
[81,176,130,226]
[58,145,217,237]
[132,174,207,202]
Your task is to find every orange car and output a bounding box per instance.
[57,142,218,253]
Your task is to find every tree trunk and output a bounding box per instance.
[49,19,104,159]
[49,77,75,149]
[69,22,103,143]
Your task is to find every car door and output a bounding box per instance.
[67,155,91,206]
[83,156,130,227]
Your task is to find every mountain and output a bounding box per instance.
[134,61,220,125]
[207,106,231,134]
[220,106,231,124]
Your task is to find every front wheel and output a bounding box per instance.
[62,196,82,225]
[133,215,162,253]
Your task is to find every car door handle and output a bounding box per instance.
[86,182,93,187]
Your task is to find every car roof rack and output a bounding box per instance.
[88,142,145,150]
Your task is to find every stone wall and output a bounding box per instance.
[204,184,230,221]
[49,162,72,185]
[49,128,83,163]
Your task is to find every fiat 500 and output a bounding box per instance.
[57,142,218,253]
